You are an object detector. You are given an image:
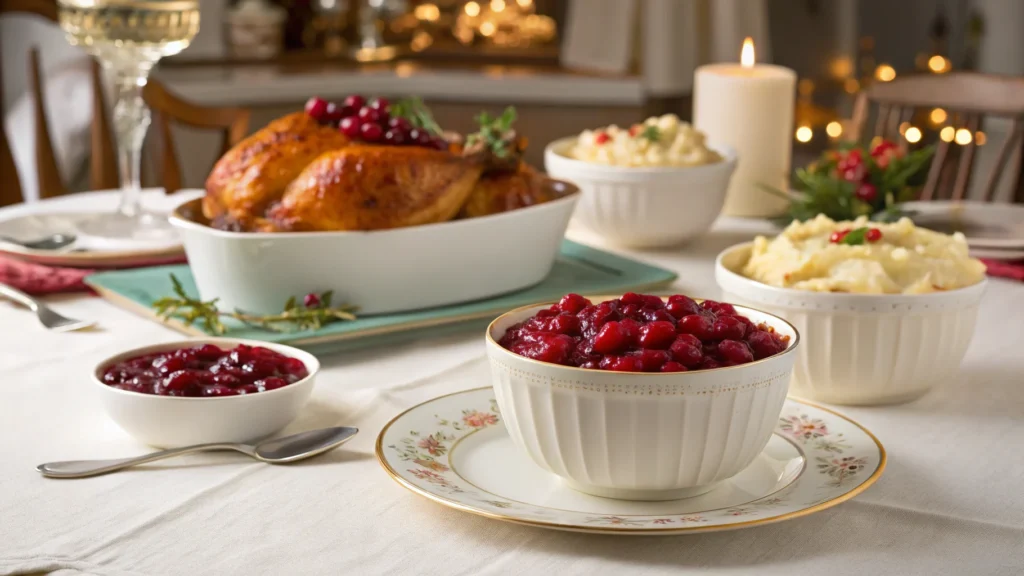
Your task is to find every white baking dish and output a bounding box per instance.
[169,181,579,315]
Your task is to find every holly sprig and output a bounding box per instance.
[763,141,935,225]
[390,96,443,136]
[152,275,357,335]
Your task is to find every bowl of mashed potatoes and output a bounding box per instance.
[545,114,736,248]
[715,215,987,405]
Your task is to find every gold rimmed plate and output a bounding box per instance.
[376,387,885,535]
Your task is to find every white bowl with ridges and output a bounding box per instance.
[485,300,799,501]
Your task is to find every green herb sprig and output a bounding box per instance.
[152,275,357,335]
[762,142,935,225]
[465,106,518,158]
[639,124,661,143]
[839,227,870,245]
[390,96,443,136]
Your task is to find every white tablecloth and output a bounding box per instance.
[1,196,1023,576]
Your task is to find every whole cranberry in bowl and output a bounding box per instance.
[92,338,319,447]
[487,293,799,501]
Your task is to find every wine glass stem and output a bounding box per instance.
[111,68,152,219]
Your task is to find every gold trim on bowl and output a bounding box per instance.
[374,387,887,535]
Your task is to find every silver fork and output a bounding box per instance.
[0,283,96,332]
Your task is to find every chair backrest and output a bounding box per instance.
[0,0,117,206]
[142,79,250,195]
[848,72,1024,203]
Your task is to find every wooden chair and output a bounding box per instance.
[848,72,1024,203]
[143,79,250,195]
[0,0,118,207]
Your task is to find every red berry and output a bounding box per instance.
[193,344,223,361]
[677,314,714,340]
[549,314,581,335]
[595,132,610,144]
[701,300,737,316]
[637,349,670,371]
[558,293,591,314]
[369,97,390,111]
[202,385,237,397]
[870,140,895,157]
[660,361,687,373]
[429,137,449,151]
[360,123,384,142]
[339,105,359,118]
[669,337,703,368]
[641,295,665,309]
[358,106,382,124]
[339,117,362,137]
[842,166,865,182]
[640,308,675,324]
[746,329,785,359]
[830,229,851,243]
[856,182,878,203]
[620,292,644,306]
[304,97,329,121]
[712,316,748,340]
[620,303,642,319]
[388,117,411,131]
[717,340,754,364]
[384,129,407,145]
[593,321,629,354]
[324,102,344,123]
[866,228,883,242]
[304,293,321,308]
[666,295,700,319]
[699,357,721,371]
[599,355,643,372]
[342,94,366,109]
[638,321,676,350]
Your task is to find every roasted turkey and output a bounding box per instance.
[203,101,563,232]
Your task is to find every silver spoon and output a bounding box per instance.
[0,233,77,251]
[36,426,359,479]
[0,283,96,332]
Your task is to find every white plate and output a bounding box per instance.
[970,246,1024,261]
[905,201,1024,249]
[0,189,200,268]
[376,387,886,535]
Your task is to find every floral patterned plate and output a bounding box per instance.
[376,387,886,535]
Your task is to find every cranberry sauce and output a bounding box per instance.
[498,293,790,372]
[101,344,309,397]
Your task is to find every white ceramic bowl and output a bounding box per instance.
[170,181,579,315]
[92,338,319,447]
[716,243,986,406]
[544,137,737,248]
[485,299,799,501]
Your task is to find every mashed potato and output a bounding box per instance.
[743,215,986,294]
[571,114,722,167]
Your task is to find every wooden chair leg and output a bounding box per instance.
[29,48,67,199]
[90,59,119,191]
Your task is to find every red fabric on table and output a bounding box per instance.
[0,255,187,295]
[981,259,1024,282]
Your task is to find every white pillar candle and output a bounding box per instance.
[694,38,796,217]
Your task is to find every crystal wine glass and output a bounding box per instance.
[58,0,200,245]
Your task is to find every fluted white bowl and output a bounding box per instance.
[92,338,319,447]
[485,299,799,501]
[544,137,737,248]
[716,243,986,406]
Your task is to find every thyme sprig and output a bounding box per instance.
[639,124,661,143]
[152,275,357,335]
[390,96,443,136]
[465,106,518,159]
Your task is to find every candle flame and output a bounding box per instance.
[741,37,755,68]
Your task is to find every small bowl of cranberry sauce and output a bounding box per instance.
[92,339,319,447]
[486,293,800,501]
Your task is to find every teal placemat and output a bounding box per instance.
[85,240,677,351]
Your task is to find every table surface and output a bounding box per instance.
[2,194,1023,576]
